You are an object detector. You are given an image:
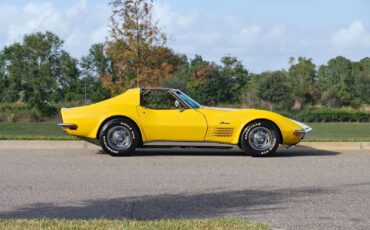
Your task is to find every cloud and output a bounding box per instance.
[332,20,370,49]
[0,0,110,58]
[153,3,198,31]
[153,3,294,71]
[0,1,367,72]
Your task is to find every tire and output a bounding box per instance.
[99,118,139,156]
[240,120,280,157]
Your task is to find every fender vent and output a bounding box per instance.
[210,127,234,137]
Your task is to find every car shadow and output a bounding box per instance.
[105,145,341,158]
[272,146,341,157]
[0,186,333,220]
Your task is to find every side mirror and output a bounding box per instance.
[175,100,180,108]
[175,100,186,112]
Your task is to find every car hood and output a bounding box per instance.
[201,106,238,112]
[199,106,311,131]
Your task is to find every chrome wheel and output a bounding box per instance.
[247,127,272,151]
[107,126,132,150]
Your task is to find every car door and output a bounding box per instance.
[137,89,207,142]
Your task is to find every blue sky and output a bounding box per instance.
[0,0,369,72]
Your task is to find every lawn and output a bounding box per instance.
[0,122,77,140]
[0,122,369,142]
[0,219,268,230]
[304,122,370,142]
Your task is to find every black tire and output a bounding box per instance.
[240,120,280,157]
[99,118,140,156]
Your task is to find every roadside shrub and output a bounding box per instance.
[0,103,59,122]
[30,108,43,122]
[7,113,17,123]
[281,108,370,122]
[0,114,7,122]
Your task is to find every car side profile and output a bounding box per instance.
[59,87,312,157]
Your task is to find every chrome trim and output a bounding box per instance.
[58,123,78,129]
[143,141,235,148]
[290,119,312,134]
[248,126,273,151]
[294,127,313,134]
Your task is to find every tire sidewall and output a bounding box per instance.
[100,119,139,156]
[241,121,280,157]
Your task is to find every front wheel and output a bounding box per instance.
[99,118,139,156]
[240,120,280,157]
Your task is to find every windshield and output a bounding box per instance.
[174,91,202,109]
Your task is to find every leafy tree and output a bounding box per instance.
[167,55,248,106]
[80,43,112,103]
[0,52,7,103]
[256,71,293,110]
[102,0,178,94]
[185,56,221,105]
[0,31,80,115]
[318,56,354,107]
[56,52,82,102]
[163,56,190,90]
[354,58,370,104]
[220,56,249,103]
[288,57,320,109]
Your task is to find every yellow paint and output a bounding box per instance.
[137,107,207,141]
[61,88,306,146]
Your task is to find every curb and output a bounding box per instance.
[0,141,100,150]
[296,142,370,151]
[0,140,369,151]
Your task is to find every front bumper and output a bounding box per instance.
[294,127,313,134]
[290,119,312,138]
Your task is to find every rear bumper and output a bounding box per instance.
[58,123,78,130]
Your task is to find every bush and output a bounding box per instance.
[0,103,59,122]
[281,108,370,122]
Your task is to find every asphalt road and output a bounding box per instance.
[0,146,369,229]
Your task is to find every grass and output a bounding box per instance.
[0,219,268,230]
[0,122,370,142]
[0,122,77,140]
[304,122,370,142]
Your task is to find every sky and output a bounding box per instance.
[0,0,369,72]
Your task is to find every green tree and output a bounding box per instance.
[0,31,80,115]
[185,56,222,105]
[0,52,7,103]
[256,71,293,110]
[354,58,370,104]
[220,56,249,103]
[80,43,112,103]
[318,56,354,107]
[288,57,320,109]
[170,55,248,106]
[163,56,190,90]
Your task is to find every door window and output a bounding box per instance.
[141,90,178,110]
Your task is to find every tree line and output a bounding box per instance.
[0,0,369,118]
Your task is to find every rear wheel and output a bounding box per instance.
[99,118,139,156]
[240,120,280,157]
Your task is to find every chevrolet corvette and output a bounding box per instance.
[59,87,312,157]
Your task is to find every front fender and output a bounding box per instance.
[231,110,305,145]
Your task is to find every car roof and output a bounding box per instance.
[141,87,178,91]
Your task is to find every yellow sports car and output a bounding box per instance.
[59,87,312,157]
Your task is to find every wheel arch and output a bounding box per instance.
[238,119,283,145]
[96,115,144,146]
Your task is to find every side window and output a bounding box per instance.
[142,90,178,110]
